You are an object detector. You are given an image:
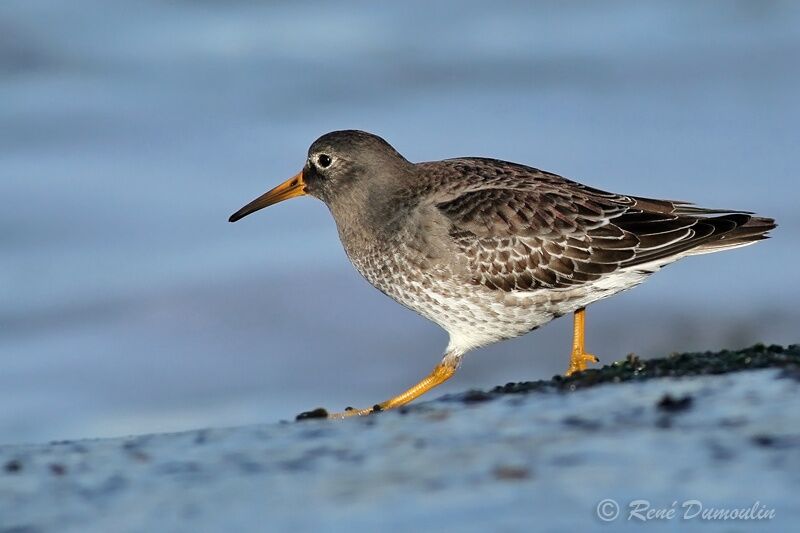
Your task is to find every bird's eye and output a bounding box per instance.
[317,154,332,168]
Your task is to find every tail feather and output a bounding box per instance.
[629,195,776,254]
[690,215,776,255]
[620,195,776,264]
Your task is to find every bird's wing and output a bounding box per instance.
[428,158,751,292]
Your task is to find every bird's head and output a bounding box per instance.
[229,130,412,223]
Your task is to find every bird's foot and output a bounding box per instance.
[565,350,599,377]
[327,404,384,419]
[323,361,458,420]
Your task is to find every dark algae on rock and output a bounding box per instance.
[297,345,798,418]
[464,344,800,400]
[295,408,329,421]
[656,393,694,413]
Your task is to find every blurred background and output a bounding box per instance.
[1,0,798,445]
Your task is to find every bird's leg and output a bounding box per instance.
[328,354,460,419]
[565,307,599,376]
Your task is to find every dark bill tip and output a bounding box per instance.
[228,171,306,223]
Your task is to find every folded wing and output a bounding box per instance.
[430,158,774,292]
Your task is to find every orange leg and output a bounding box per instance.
[328,361,457,419]
[565,307,599,376]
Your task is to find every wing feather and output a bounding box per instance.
[426,158,761,292]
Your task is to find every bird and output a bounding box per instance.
[229,130,776,419]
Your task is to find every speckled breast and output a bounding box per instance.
[342,233,560,350]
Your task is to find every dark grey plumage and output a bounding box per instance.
[422,157,772,293]
[234,129,776,360]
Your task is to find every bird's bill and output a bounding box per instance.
[228,171,307,222]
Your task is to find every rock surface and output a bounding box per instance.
[1,345,798,532]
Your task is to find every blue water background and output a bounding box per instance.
[1,0,798,443]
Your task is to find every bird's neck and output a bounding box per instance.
[328,182,415,250]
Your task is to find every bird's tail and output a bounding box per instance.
[687,214,776,255]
